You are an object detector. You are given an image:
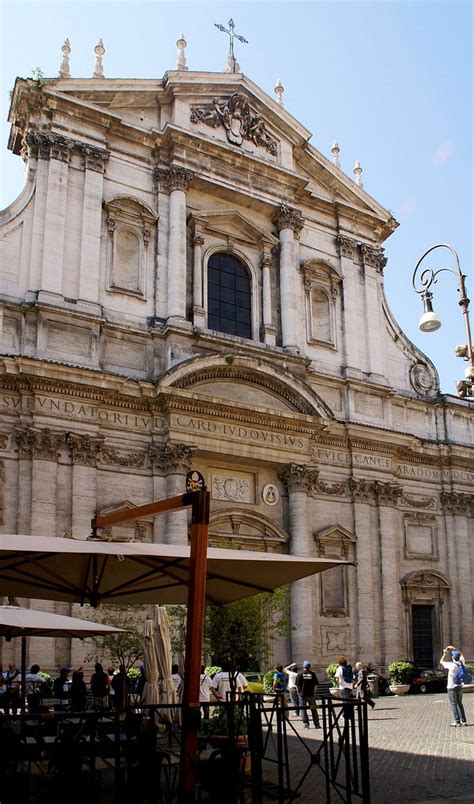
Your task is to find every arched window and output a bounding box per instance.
[207,252,252,338]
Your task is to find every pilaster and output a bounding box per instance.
[192,233,206,328]
[260,251,276,345]
[159,165,194,325]
[150,442,196,544]
[67,433,103,540]
[78,143,109,309]
[273,204,304,353]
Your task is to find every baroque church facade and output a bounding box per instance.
[0,47,472,672]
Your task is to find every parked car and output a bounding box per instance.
[409,668,448,694]
[243,672,265,693]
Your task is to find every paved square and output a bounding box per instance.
[280,694,474,803]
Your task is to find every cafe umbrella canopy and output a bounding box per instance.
[0,603,125,711]
[0,490,352,800]
[0,533,349,606]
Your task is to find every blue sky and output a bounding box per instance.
[1,0,472,396]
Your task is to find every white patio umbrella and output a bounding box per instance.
[154,606,178,722]
[142,618,160,706]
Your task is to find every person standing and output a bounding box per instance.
[90,662,110,709]
[296,660,320,729]
[53,668,70,711]
[211,663,248,701]
[335,656,354,700]
[353,662,375,708]
[199,665,213,718]
[440,646,468,726]
[25,664,45,712]
[69,671,88,711]
[284,663,299,716]
[111,665,130,710]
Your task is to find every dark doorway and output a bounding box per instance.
[412,605,435,667]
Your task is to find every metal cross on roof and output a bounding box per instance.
[215,18,248,72]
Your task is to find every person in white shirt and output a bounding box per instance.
[199,665,213,718]
[335,656,354,700]
[211,664,248,701]
[25,664,45,712]
[440,645,468,726]
[284,663,300,715]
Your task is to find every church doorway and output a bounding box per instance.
[411,605,436,668]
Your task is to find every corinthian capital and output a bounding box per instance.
[360,243,387,273]
[149,442,196,474]
[349,478,402,506]
[24,130,75,163]
[67,433,104,466]
[80,143,110,173]
[279,463,319,493]
[440,492,473,516]
[273,204,305,234]
[15,427,64,461]
[158,165,194,193]
[336,234,357,259]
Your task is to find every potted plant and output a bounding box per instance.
[201,704,248,749]
[387,661,413,695]
[325,662,341,698]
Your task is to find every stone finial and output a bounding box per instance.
[331,140,340,168]
[58,39,71,79]
[274,80,284,107]
[353,160,363,187]
[176,34,188,71]
[93,39,105,79]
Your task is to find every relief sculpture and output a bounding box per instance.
[190,93,278,155]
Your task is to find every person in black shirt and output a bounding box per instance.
[296,660,320,728]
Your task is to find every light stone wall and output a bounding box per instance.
[0,72,472,675]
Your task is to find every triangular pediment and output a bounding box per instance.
[190,209,278,247]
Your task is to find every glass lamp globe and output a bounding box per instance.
[418,311,442,332]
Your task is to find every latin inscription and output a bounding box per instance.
[174,415,306,450]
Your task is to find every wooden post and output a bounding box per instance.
[179,490,210,802]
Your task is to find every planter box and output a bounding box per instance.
[389,684,410,696]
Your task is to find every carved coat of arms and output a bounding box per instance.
[190,93,278,155]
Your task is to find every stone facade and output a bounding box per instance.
[0,69,472,673]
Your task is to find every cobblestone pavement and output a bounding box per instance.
[277,693,474,803]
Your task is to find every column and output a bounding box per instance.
[192,233,206,328]
[279,463,319,661]
[24,132,49,293]
[159,443,196,545]
[336,235,362,376]
[260,251,276,345]
[14,428,33,535]
[148,445,167,544]
[38,134,75,302]
[273,204,304,352]
[350,480,378,662]
[78,144,109,310]
[28,428,64,667]
[374,482,403,665]
[160,165,194,324]
[68,433,103,540]
[360,245,387,379]
[441,492,473,653]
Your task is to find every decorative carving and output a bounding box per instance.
[93,39,105,79]
[15,427,64,461]
[440,492,473,516]
[401,570,450,610]
[67,433,103,467]
[336,234,357,259]
[410,362,439,398]
[0,435,8,450]
[279,463,319,493]
[81,144,110,173]
[24,130,75,162]
[359,243,387,273]
[349,478,402,506]
[213,475,251,503]
[273,204,304,234]
[148,443,196,474]
[186,470,206,492]
[314,478,347,496]
[158,165,194,193]
[401,494,436,509]
[100,446,146,469]
[321,625,349,653]
[0,460,4,526]
[190,93,278,155]
[23,131,110,171]
[262,483,279,506]
[176,34,188,71]
[58,39,71,79]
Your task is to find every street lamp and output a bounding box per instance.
[412,243,473,399]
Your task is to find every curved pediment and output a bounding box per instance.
[158,354,333,419]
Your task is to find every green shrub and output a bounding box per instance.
[38,671,53,696]
[325,663,339,684]
[387,661,413,685]
[205,665,222,678]
[263,670,274,693]
[464,664,473,683]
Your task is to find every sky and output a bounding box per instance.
[0,0,472,396]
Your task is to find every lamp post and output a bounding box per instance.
[412,243,473,399]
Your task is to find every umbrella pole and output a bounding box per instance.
[179,490,210,803]
[21,635,27,714]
